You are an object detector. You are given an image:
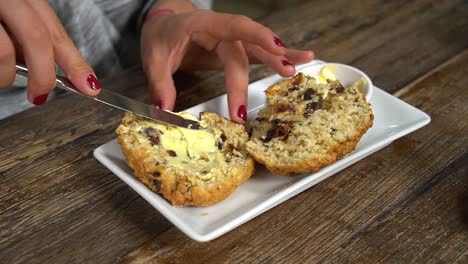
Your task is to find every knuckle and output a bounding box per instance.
[227,15,252,34]
[50,25,70,45]
[184,12,200,31]
[68,60,91,74]
[232,15,252,26]
[30,25,51,44]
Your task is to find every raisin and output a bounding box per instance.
[144,127,157,137]
[144,127,160,145]
[248,127,253,138]
[272,119,283,125]
[167,150,177,157]
[262,129,275,143]
[335,84,345,93]
[151,171,161,177]
[220,133,227,142]
[255,117,266,122]
[274,103,290,113]
[303,88,315,100]
[223,144,235,154]
[288,86,299,92]
[217,141,223,150]
[261,122,292,143]
[306,97,323,110]
[276,123,291,137]
[328,80,345,93]
[152,179,161,192]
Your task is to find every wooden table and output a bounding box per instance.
[1,0,467,262]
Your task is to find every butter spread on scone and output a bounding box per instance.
[133,112,219,166]
[116,111,255,206]
[246,71,373,176]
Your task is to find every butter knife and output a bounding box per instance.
[15,63,202,130]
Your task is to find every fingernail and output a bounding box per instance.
[87,74,101,90]
[274,36,285,48]
[282,60,294,67]
[237,105,247,122]
[33,94,49,105]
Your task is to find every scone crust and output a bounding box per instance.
[247,73,374,176]
[117,112,255,206]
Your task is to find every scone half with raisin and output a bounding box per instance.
[116,112,255,206]
[246,72,374,176]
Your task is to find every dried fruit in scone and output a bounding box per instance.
[116,112,255,206]
[246,72,374,176]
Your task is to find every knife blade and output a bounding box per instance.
[15,63,203,130]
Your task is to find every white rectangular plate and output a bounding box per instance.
[94,61,431,242]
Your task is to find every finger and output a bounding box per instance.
[0,1,56,104]
[0,24,16,88]
[27,0,100,96]
[246,44,296,77]
[189,11,286,56]
[285,49,315,65]
[145,49,177,110]
[216,41,249,124]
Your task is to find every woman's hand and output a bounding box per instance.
[141,9,314,123]
[0,0,100,105]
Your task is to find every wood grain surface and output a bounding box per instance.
[0,0,467,263]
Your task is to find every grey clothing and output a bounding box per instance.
[49,0,151,77]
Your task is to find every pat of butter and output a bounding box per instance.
[316,65,337,99]
[316,65,366,96]
[349,77,367,94]
[316,65,337,84]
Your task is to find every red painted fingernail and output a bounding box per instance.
[33,94,49,105]
[237,105,247,122]
[282,60,294,67]
[274,36,285,48]
[87,74,101,90]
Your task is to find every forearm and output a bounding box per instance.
[150,0,198,13]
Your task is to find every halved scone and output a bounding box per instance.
[246,73,374,176]
[116,112,255,206]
